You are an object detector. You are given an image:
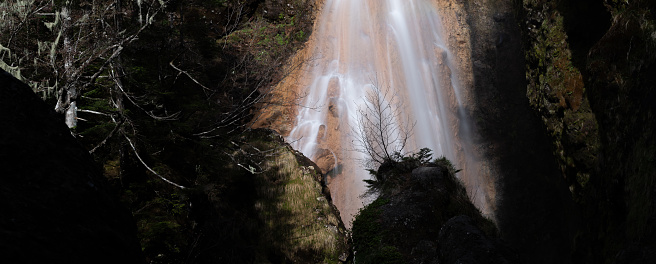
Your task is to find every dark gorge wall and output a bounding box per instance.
[463,0,579,263]
[506,0,656,263]
[563,0,655,262]
[0,69,143,263]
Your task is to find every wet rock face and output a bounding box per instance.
[0,70,142,263]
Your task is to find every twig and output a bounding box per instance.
[79,109,113,116]
[112,66,180,120]
[123,132,186,189]
[169,60,213,95]
[89,118,125,154]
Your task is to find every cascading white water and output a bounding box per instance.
[287,0,490,226]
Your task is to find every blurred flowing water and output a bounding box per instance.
[287,0,491,226]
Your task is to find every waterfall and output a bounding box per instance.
[287,0,491,226]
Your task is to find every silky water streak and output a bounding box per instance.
[287,0,493,226]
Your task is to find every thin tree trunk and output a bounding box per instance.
[54,6,78,128]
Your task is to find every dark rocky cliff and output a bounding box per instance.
[351,158,517,264]
[0,69,143,263]
[517,0,656,263]
[465,0,656,263]
[462,1,579,263]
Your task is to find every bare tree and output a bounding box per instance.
[0,0,171,128]
[0,0,187,188]
[352,81,415,170]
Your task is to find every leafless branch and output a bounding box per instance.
[89,118,125,154]
[78,109,113,116]
[111,64,180,121]
[352,79,415,169]
[169,60,213,96]
[193,52,317,139]
[123,132,186,189]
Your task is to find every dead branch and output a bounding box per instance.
[169,60,213,96]
[123,132,186,189]
[112,65,181,121]
[89,118,125,154]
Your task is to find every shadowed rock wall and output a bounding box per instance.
[0,69,143,264]
[462,1,579,263]
[516,0,656,262]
